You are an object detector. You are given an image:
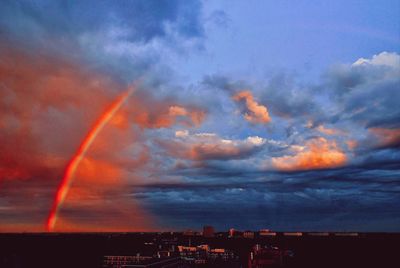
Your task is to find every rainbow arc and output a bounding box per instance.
[46,88,134,231]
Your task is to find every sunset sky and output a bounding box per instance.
[1,0,399,232]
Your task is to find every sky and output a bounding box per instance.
[0,0,399,232]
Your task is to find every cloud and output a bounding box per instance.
[369,128,400,149]
[326,52,399,94]
[159,132,265,161]
[312,51,400,152]
[154,57,398,179]
[0,0,210,231]
[175,129,189,138]
[316,125,345,136]
[346,140,358,150]
[132,173,400,231]
[0,44,118,181]
[0,0,204,44]
[233,90,271,124]
[206,10,230,28]
[271,137,347,171]
[352,51,400,69]
[168,105,206,126]
[0,43,206,231]
[202,74,250,93]
[0,45,145,231]
[0,0,205,84]
[125,95,206,129]
[259,73,321,119]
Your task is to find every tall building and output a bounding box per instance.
[203,225,215,238]
[229,228,235,238]
[229,228,243,238]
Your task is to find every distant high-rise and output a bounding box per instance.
[229,228,235,238]
[203,225,215,238]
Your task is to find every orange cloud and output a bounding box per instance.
[233,90,271,124]
[346,140,358,150]
[316,125,344,136]
[169,106,188,116]
[124,93,205,129]
[168,105,205,126]
[0,46,116,182]
[74,157,122,185]
[271,137,347,171]
[369,128,400,148]
[52,196,155,232]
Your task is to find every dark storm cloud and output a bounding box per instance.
[130,169,400,231]
[352,148,400,170]
[338,79,399,128]
[0,0,203,43]
[260,74,321,119]
[202,75,250,93]
[0,0,205,82]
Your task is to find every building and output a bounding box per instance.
[209,248,237,261]
[103,255,182,268]
[283,232,303,236]
[177,244,239,266]
[203,225,215,238]
[183,229,195,236]
[178,245,207,263]
[259,229,277,236]
[197,244,210,251]
[334,232,358,236]
[229,228,235,238]
[243,231,255,239]
[228,228,243,238]
[308,232,329,236]
[248,244,294,268]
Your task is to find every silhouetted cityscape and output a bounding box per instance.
[1,227,399,268]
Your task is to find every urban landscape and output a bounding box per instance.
[1,227,399,268]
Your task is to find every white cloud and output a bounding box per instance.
[246,136,266,146]
[353,51,400,68]
[165,131,266,161]
[175,130,189,138]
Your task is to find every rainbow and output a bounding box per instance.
[46,87,134,231]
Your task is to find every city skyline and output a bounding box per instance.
[0,0,399,232]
